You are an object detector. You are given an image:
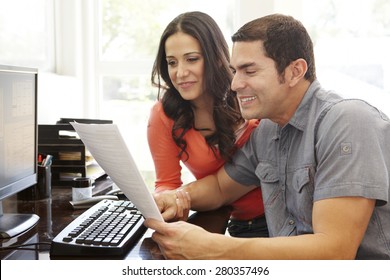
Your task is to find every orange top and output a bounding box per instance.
[147,101,264,220]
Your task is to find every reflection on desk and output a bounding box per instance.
[1,179,231,260]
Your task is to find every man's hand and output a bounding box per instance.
[145,218,214,260]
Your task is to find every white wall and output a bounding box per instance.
[38,72,83,124]
[234,0,304,28]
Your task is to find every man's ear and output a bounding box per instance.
[287,58,308,87]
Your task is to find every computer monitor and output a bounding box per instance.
[0,65,39,239]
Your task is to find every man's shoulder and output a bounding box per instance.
[324,98,389,123]
[308,81,388,120]
[314,98,390,145]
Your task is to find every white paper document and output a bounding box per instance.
[71,122,163,221]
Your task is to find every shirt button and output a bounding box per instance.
[289,219,295,225]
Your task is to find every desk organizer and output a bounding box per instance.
[38,122,108,186]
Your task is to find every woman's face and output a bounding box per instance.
[165,32,205,102]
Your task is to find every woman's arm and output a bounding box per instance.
[147,102,182,191]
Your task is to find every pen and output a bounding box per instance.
[43,154,53,167]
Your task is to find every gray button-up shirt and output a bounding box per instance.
[225,80,390,259]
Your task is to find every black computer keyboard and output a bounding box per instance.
[50,199,146,259]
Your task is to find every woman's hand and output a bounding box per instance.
[175,189,191,221]
[153,188,191,222]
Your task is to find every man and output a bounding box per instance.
[145,14,390,259]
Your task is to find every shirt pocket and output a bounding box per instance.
[288,167,314,233]
[256,162,280,207]
[256,162,295,236]
[291,167,310,191]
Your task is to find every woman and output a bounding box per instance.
[148,11,268,237]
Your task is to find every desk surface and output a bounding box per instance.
[1,180,230,260]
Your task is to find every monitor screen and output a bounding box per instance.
[0,65,39,239]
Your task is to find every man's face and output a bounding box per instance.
[230,41,289,123]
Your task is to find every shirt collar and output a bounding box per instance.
[287,80,321,132]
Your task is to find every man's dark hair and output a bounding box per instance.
[232,14,316,82]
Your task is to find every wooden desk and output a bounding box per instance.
[1,181,230,260]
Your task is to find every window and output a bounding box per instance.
[301,0,390,115]
[0,0,55,71]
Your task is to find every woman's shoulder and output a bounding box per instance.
[149,100,173,127]
[242,119,260,133]
[235,119,261,146]
[247,118,260,129]
[150,100,163,112]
